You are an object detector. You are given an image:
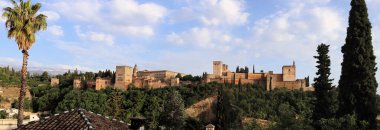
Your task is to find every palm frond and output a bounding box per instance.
[31,3,41,15]
[2,0,47,51]
[8,0,18,8]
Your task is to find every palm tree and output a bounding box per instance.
[2,0,47,126]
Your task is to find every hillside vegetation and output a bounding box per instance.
[0,66,21,86]
[2,67,380,129]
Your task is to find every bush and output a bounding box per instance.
[0,111,8,119]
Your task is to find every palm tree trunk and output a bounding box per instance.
[17,50,28,127]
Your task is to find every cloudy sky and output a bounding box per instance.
[1,0,380,88]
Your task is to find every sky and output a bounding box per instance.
[1,0,380,89]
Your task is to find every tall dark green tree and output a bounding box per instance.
[239,68,245,73]
[218,89,243,129]
[305,76,310,87]
[252,64,255,73]
[106,90,122,118]
[338,0,378,128]
[231,74,236,87]
[244,66,249,73]
[312,44,335,128]
[216,86,224,130]
[41,71,49,81]
[161,90,185,129]
[238,78,242,92]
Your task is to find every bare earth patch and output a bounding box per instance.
[0,86,31,108]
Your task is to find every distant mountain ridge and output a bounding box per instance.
[0,65,84,76]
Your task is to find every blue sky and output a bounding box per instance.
[1,0,380,89]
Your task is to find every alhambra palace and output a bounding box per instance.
[50,61,314,91]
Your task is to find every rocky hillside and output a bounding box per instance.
[185,96,216,122]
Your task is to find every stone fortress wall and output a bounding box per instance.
[206,61,313,91]
[51,61,313,91]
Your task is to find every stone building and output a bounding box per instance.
[137,70,183,81]
[73,79,82,89]
[115,65,184,90]
[95,77,112,90]
[115,66,133,90]
[205,61,312,91]
[133,65,183,88]
[50,78,59,87]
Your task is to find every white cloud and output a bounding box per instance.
[170,0,249,26]
[108,0,167,25]
[167,32,184,45]
[47,0,166,37]
[251,2,344,59]
[47,25,64,37]
[50,0,102,22]
[166,0,249,53]
[103,24,155,37]
[51,39,150,71]
[0,0,12,22]
[75,26,114,46]
[40,11,60,21]
[246,0,347,86]
[367,0,380,5]
[199,0,249,26]
[166,27,242,52]
[309,7,343,40]
[0,57,20,67]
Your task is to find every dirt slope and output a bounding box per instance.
[0,86,31,108]
[185,96,217,122]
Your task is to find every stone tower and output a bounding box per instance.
[213,61,223,78]
[51,78,59,87]
[133,64,138,78]
[282,61,296,81]
[115,66,133,90]
[73,79,82,89]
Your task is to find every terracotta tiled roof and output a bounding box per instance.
[16,109,128,130]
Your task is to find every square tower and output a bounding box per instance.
[115,66,133,90]
[213,61,223,78]
[73,79,82,89]
[282,64,296,81]
[51,78,59,87]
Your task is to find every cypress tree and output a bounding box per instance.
[338,0,378,128]
[216,87,224,130]
[305,76,310,87]
[161,90,185,129]
[231,73,236,87]
[238,78,242,92]
[312,44,335,128]
[252,64,255,73]
[236,66,240,73]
